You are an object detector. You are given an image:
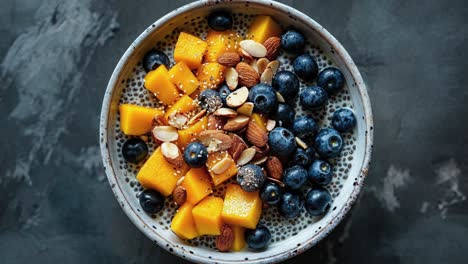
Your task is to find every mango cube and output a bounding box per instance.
[206,151,238,186]
[177,116,208,149]
[205,30,242,62]
[231,225,246,251]
[246,15,282,44]
[196,62,226,90]
[119,104,164,135]
[182,168,213,205]
[192,196,224,235]
[222,184,262,229]
[171,203,199,240]
[174,32,208,70]
[144,65,180,105]
[136,147,189,196]
[169,61,200,95]
[164,95,197,121]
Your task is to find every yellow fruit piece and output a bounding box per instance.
[196,62,226,90]
[177,116,208,149]
[192,196,224,235]
[206,151,238,186]
[144,65,180,105]
[182,168,213,205]
[231,225,246,251]
[136,147,189,196]
[171,203,199,240]
[164,95,198,120]
[119,104,163,135]
[246,15,282,44]
[174,32,208,70]
[221,184,262,229]
[169,61,200,95]
[205,30,242,62]
[251,113,267,132]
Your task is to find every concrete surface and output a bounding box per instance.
[1,0,467,263]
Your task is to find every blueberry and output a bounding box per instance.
[271,103,295,127]
[278,191,303,219]
[237,164,266,192]
[292,148,315,167]
[292,116,318,138]
[272,71,300,100]
[293,54,318,80]
[248,83,277,114]
[283,165,308,190]
[305,187,332,216]
[260,182,281,205]
[299,86,328,109]
[314,128,343,159]
[245,225,271,249]
[207,11,233,31]
[308,160,333,186]
[317,67,345,94]
[281,29,305,53]
[183,142,208,168]
[139,189,165,214]
[218,84,231,106]
[142,49,170,72]
[268,127,296,157]
[198,89,223,113]
[332,108,356,132]
[122,138,148,164]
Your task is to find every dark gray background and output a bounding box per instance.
[1,0,467,263]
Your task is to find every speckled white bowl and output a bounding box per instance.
[100,0,373,263]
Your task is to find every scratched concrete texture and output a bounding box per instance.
[1,0,467,263]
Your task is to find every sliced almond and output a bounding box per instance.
[217,52,241,67]
[238,47,253,61]
[152,126,178,142]
[276,92,285,103]
[266,119,276,131]
[214,108,238,118]
[167,113,188,129]
[223,115,250,131]
[229,134,248,161]
[263,37,281,60]
[176,176,185,186]
[249,59,259,73]
[161,142,184,167]
[267,60,280,75]
[198,130,233,152]
[211,156,235,174]
[207,114,225,130]
[235,62,259,88]
[239,40,267,58]
[246,121,268,147]
[236,147,257,165]
[257,58,270,74]
[187,109,207,126]
[226,87,249,107]
[216,224,234,252]
[295,137,308,149]
[172,185,187,206]
[236,102,254,117]
[225,67,239,90]
[260,67,273,85]
[251,156,268,165]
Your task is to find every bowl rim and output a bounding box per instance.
[99,0,374,263]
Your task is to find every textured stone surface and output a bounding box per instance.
[1,0,467,263]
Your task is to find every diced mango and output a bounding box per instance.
[206,151,238,186]
[222,184,262,229]
[205,30,242,62]
[182,168,213,205]
[196,63,226,90]
[119,104,163,135]
[174,32,208,70]
[177,116,208,149]
[246,15,282,44]
[171,203,199,240]
[251,113,267,132]
[144,65,180,105]
[136,147,189,196]
[231,225,246,251]
[164,95,198,120]
[192,196,224,235]
[169,62,200,95]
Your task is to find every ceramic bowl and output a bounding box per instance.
[99,0,373,263]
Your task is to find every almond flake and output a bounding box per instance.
[295,137,308,149]
[214,108,238,118]
[226,87,249,107]
[276,92,285,103]
[236,147,256,165]
[249,59,259,73]
[239,40,267,58]
[167,113,188,129]
[211,156,235,174]
[225,67,239,90]
[260,67,273,85]
[257,58,270,74]
[266,119,276,131]
[236,102,254,117]
[267,60,280,75]
[152,126,178,142]
[223,115,250,131]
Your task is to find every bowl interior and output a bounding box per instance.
[100,1,372,263]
